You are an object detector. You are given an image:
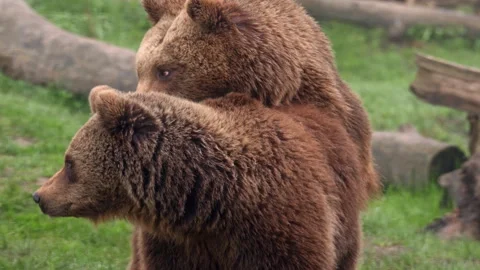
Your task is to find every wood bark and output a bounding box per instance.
[468,114,480,155]
[0,0,137,94]
[297,0,480,39]
[372,126,466,189]
[411,53,480,157]
[410,53,480,114]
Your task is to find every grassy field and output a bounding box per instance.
[1,0,480,269]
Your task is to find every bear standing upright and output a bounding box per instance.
[34,86,365,269]
[135,0,380,268]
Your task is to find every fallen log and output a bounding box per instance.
[365,0,480,9]
[0,0,137,94]
[297,0,480,39]
[372,125,466,189]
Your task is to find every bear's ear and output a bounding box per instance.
[142,0,163,24]
[141,0,185,24]
[187,0,254,33]
[89,85,118,114]
[93,90,160,146]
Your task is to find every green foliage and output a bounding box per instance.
[406,25,468,42]
[0,73,130,269]
[1,0,479,269]
[26,0,150,50]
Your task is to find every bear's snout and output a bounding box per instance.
[32,192,40,204]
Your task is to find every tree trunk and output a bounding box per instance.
[0,0,138,94]
[468,114,480,155]
[372,126,466,189]
[297,0,480,39]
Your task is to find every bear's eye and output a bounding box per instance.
[156,68,174,81]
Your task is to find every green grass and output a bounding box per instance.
[0,0,479,269]
[0,77,131,269]
[362,187,480,269]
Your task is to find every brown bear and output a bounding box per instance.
[34,85,364,269]
[135,0,380,268]
[135,0,379,199]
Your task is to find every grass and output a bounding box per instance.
[0,0,479,269]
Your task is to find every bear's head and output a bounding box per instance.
[33,86,161,223]
[136,0,302,106]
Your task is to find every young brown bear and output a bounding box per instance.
[34,86,364,269]
[136,0,379,199]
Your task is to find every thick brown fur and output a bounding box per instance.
[136,0,380,268]
[136,0,380,201]
[34,86,366,269]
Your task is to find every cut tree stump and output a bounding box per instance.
[372,126,466,189]
[411,53,480,115]
[411,53,480,240]
[0,0,138,94]
[410,53,480,155]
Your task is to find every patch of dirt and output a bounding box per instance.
[364,238,408,258]
[373,243,407,257]
[13,136,35,147]
[1,167,14,177]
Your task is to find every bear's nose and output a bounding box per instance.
[32,192,41,204]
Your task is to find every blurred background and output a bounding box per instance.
[1,0,480,269]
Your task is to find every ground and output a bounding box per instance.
[1,0,480,269]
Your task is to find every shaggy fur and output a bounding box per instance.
[34,86,365,269]
[136,0,379,200]
[135,0,380,268]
